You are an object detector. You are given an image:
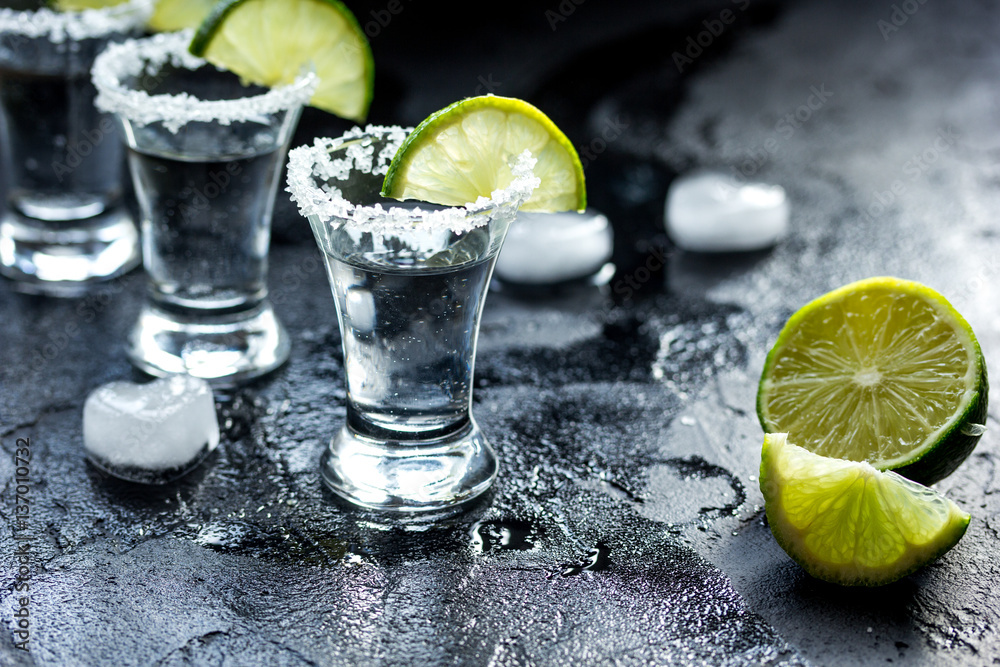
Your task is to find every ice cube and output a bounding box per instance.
[494,209,614,285]
[665,171,789,252]
[83,374,220,484]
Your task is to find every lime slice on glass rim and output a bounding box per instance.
[760,433,970,586]
[757,276,988,485]
[189,0,374,122]
[381,95,586,212]
[147,0,215,32]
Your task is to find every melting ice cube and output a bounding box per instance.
[665,171,789,252]
[83,375,220,484]
[494,209,614,285]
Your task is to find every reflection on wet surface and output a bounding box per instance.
[6,0,1000,663]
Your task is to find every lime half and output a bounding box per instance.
[761,433,970,586]
[190,0,373,121]
[381,95,586,212]
[757,277,988,484]
[148,0,215,32]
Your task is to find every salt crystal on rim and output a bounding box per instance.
[286,125,540,235]
[0,0,152,43]
[92,31,317,134]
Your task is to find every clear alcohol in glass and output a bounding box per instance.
[325,226,493,437]
[93,31,316,385]
[287,127,539,511]
[0,0,151,294]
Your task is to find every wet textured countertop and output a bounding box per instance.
[4,0,1000,665]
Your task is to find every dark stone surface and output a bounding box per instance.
[3,0,1000,665]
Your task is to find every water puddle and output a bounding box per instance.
[559,543,611,576]
[471,519,539,553]
[185,520,352,567]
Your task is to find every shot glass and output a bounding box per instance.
[286,126,539,512]
[92,31,317,385]
[0,0,152,295]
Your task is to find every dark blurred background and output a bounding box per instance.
[289,0,787,288]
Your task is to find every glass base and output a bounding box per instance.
[127,300,290,386]
[0,208,139,296]
[320,419,499,512]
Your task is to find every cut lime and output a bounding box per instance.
[190,0,373,122]
[760,433,970,586]
[148,0,215,32]
[50,0,126,9]
[757,276,988,485]
[381,95,586,212]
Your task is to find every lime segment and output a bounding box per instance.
[381,95,586,212]
[760,433,970,586]
[148,0,215,32]
[190,0,373,121]
[757,276,988,484]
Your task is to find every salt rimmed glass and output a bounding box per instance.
[93,31,317,385]
[0,0,152,294]
[287,126,539,512]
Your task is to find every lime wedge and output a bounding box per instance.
[381,95,586,212]
[148,0,215,32]
[757,276,988,485]
[761,433,970,586]
[190,0,373,122]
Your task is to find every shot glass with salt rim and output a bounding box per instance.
[92,31,317,385]
[287,126,539,512]
[0,0,153,294]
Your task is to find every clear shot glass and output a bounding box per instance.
[286,127,539,512]
[0,0,152,295]
[92,31,317,385]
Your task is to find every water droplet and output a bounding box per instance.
[961,423,987,437]
[560,543,611,576]
[471,519,538,553]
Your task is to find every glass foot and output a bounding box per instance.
[0,208,139,296]
[320,419,499,512]
[127,300,290,386]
